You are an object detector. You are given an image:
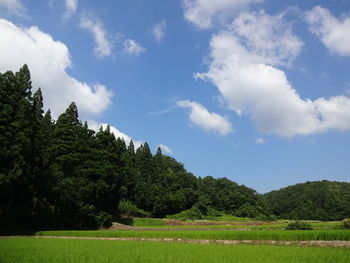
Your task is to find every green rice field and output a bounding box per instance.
[114,218,343,230]
[36,229,350,241]
[0,237,349,263]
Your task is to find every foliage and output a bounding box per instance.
[5,66,348,232]
[285,221,313,230]
[342,218,350,229]
[2,238,349,263]
[166,206,203,220]
[264,181,350,221]
[1,65,273,232]
[118,200,150,218]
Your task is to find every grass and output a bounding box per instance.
[36,229,350,241]
[202,214,253,222]
[114,217,342,230]
[1,237,349,263]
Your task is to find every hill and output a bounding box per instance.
[264,180,350,221]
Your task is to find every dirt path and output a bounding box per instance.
[3,236,350,248]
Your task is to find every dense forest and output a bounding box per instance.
[0,65,269,232]
[264,181,350,221]
[0,66,349,233]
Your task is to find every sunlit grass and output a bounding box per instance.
[36,229,350,241]
[1,237,349,263]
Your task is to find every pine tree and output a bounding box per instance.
[0,65,34,229]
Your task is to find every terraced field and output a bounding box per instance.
[1,218,349,262]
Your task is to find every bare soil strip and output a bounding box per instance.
[2,236,350,248]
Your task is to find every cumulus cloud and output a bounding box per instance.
[80,16,113,58]
[305,6,350,56]
[123,39,146,56]
[0,18,113,118]
[183,0,262,29]
[87,120,143,149]
[230,10,303,66]
[177,100,233,135]
[0,0,26,16]
[152,20,167,42]
[157,144,173,155]
[63,0,78,18]
[196,12,350,137]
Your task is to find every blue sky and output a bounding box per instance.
[0,0,349,193]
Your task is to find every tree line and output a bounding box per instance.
[0,65,269,232]
[1,66,349,233]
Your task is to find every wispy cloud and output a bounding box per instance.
[255,137,266,144]
[63,0,78,18]
[0,0,26,17]
[80,15,113,58]
[152,20,167,42]
[123,38,145,56]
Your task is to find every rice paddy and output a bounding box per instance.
[0,237,349,263]
[36,229,350,241]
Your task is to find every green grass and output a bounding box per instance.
[36,229,350,241]
[1,237,349,263]
[202,214,253,222]
[113,217,342,230]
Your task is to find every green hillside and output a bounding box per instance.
[264,181,350,221]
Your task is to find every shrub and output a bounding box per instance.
[96,211,113,229]
[118,200,150,218]
[166,206,203,220]
[206,207,222,217]
[342,218,350,229]
[285,221,313,230]
[255,214,277,222]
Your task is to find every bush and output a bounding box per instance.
[285,221,313,230]
[118,200,150,218]
[255,214,277,222]
[206,207,222,217]
[166,206,203,220]
[96,211,113,229]
[342,218,350,229]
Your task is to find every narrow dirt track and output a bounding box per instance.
[2,236,350,248]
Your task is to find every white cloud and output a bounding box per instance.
[157,144,173,155]
[255,137,266,144]
[80,16,113,58]
[183,0,262,29]
[0,0,26,16]
[177,100,233,135]
[152,20,167,42]
[196,22,350,137]
[305,6,350,56]
[230,10,303,66]
[0,18,113,118]
[63,0,78,18]
[123,39,145,56]
[87,120,143,149]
